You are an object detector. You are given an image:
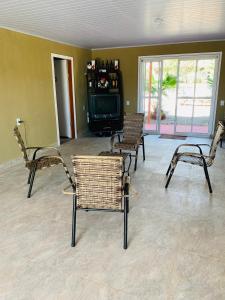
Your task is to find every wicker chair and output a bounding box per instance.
[111,113,145,171]
[165,121,225,193]
[13,126,73,198]
[220,120,225,148]
[64,155,130,249]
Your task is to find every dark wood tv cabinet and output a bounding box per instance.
[88,117,122,134]
[86,59,123,134]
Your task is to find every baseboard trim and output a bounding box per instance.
[77,128,90,137]
[0,157,24,172]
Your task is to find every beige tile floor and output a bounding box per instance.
[1,135,225,300]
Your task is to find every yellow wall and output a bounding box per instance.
[1,27,225,165]
[0,28,91,164]
[92,41,225,119]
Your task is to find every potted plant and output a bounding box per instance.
[147,73,177,120]
[150,106,166,120]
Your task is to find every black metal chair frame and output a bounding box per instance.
[111,132,145,171]
[26,147,74,198]
[70,182,129,250]
[64,181,130,250]
[165,143,212,193]
[27,147,56,196]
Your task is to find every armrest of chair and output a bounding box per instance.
[34,154,74,186]
[174,143,209,155]
[63,184,76,195]
[196,144,210,147]
[110,132,123,151]
[177,152,209,161]
[115,130,123,135]
[26,146,61,160]
[196,144,211,155]
[34,154,62,160]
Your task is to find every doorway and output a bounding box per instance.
[138,53,221,137]
[51,54,77,145]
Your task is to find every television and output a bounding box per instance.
[90,94,120,119]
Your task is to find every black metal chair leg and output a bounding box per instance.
[165,166,176,189]
[122,160,125,176]
[118,134,121,143]
[126,154,132,176]
[27,164,37,198]
[166,154,177,176]
[123,198,128,249]
[134,147,139,171]
[27,169,32,184]
[202,162,212,193]
[142,136,145,161]
[127,197,129,213]
[71,194,77,247]
[166,163,172,176]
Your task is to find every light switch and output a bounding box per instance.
[220,100,224,106]
[126,100,130,106]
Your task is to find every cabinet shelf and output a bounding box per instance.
[86,59,123,134]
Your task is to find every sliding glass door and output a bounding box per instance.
[138,53,220,137]
[139,60,161,132]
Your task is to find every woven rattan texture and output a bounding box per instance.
[13,126,74,185]
[98,151,128,160]
[123,113,144,144]
[114,113,144,151]
[26,156,62,170]
[13,126,29,162]
[72,156,123,210]
[209,121,225,160]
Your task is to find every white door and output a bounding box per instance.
[54,59,72,138]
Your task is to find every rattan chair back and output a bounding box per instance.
[13,126,29,162]
[72,155,123,210]
[123,113,144,143]
[209,121,225,160]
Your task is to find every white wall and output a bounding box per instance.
[54,59,71,138]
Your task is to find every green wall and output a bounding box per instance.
[92,41,225,120]
[0,28,91,164]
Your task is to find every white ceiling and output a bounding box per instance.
[1,0,225,49]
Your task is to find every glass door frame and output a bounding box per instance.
[138,52,222,137]
[138,57,163,134]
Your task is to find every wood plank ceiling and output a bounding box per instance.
[0,0,225,49]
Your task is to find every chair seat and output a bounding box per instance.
[98,151,129,159]
[176,153,212,167]
[114,141,138,151]
[26,156,62,170]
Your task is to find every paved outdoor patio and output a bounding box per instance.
[144,123,208,134]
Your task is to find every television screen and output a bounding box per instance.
[91,94,120,117]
